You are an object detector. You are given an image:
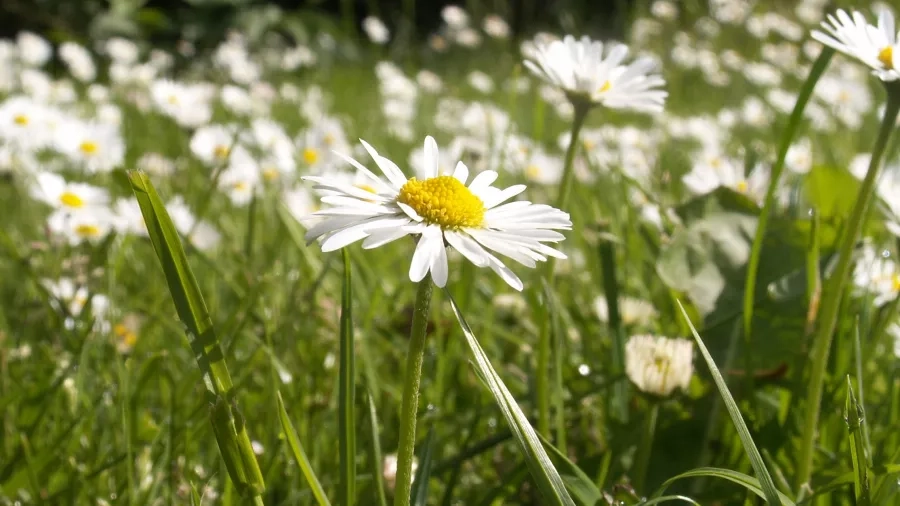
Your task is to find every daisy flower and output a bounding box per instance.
[625,334,694,397]
[523,35,667,112]
[30,172,109,211]
[302,136,572,290]
[811,9,899,82]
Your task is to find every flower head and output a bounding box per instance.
[811,9,900,82]
[523,35,667,112]
[301,136,572,290]
[625,335,694,397]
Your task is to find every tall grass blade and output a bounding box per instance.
[410,428,436,506]
[339,250,357,506]
[638,496,700,506]
[742,47,834,342]
[652,467,795,506]
[276,392,332,506]
[845,376,870,506]
[445,289,575,506]
[128,171,265,499]
[366,388,389,506]
[676,300,783,505]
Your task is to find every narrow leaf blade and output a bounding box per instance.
[276,392,332,506]
[446,289,575,506]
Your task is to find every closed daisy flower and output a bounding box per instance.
[625,334,694,397]
[812,9,899,82]
[523,35,667,112]
[302,136,572,290]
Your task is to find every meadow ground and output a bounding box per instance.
[1,0,900,504]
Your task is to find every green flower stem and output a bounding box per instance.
[534,102,590,437]
[632,401,659,494]
[795,87,900,493]
[393,279,434,506]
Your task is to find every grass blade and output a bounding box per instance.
[128,171,265,499]
[535,432,603,506]
[366,388,389,506]
[339,250,356,506]
[652,467,795,505]
[410,428,436,506]
[742,47,834,342]
[845,376,870,506]
[676,300,783,505]
[445,289,576,506]
[276,392,332,506]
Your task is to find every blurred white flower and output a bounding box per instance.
[150,79,213,128]
[48,206,117,245]
[190,124,239,166]
[594,295,658,327]
[54,120,125,173]
[383,453,417,491]
[137,152,176,176]
[651,0,678,20]
[416,70,443,93]
[853,243,900,306]
[363,16,390,45]
[524,35,667,112]
[112,199,148,237]
[104,37,139,64]
[625,334,693,397]
[16,32,52,67]
[442,5,470,29]
[167,197,221,251]
[467,71,494,93]
[785,138,813,174]
[483,15,510,39]
[30,172,110,211]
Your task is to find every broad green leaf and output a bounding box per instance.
[804,165,862,222]
[410,429,436,506]
[276,392,331,506]
[446,289,576,506]
[339,250,356,506]
[676,302,785,505]
[653,467,794,505]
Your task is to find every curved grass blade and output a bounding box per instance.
[653,467,795,506]
[535,432,603,506]
[742,47,834,342]
[410,428,436,506]
[128,171,265,499]
[339,250,356,506]
[676,301,783,505]
[845,376,870,506]
[445,289,575,506]
[637,496,701,506]
[276,392,332,506]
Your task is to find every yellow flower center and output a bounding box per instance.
[397,175,485,229]
[879,46,894,70]
[892,274,900,292]
[75,224,101,238]
[167,95,179,105]
[79,141,99,155]
[653,354,671,373]
[599,80,612,93]
[525,165,542,179]
[263,168,279,181]
[59,192,84,208]
[233,181,248,191]
[303,148,319,165]
[323,134,335,146]
[214,145,230,159]
[13,114,28,126]
[114,323,137,348]
[736,180,749,193]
